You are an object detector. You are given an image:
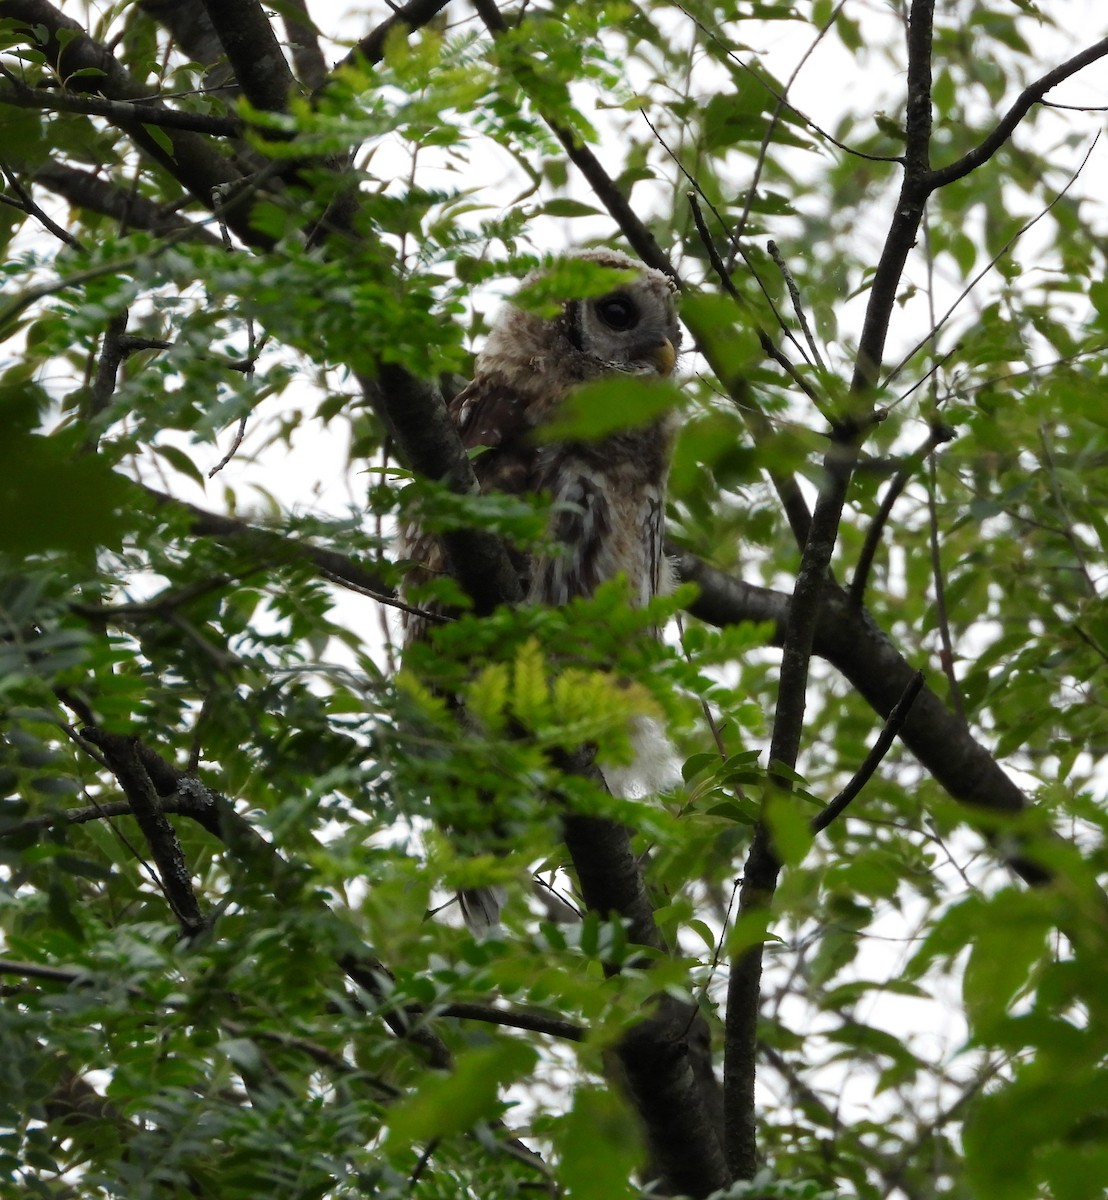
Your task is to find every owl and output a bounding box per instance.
[401,248,682,927]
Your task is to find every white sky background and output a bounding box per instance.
[7,0,1108,1171]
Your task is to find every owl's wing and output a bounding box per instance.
[401,375,536,643]
[449,376,537,495]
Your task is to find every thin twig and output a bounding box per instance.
[849,423,954,606]
[686,193,819,406]
[926,452,966,723]
[811,671,925,833]
[331,0,453,76]
[0,159,83,248]
[317,565,448,625]
[927,343,1108,405]
[721,0,892,259]
[767,240,823,369]
[1038,424,1098,599]
[0,958,94,984]
[883,135,1100,387]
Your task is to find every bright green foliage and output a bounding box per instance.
[1,1,1108,1198]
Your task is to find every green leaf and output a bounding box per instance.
[386,1040,538,1146]
[536,199,601,218]
[555,1086,641,1198]
[0,431,134,556]
[538,376,682,441]
[153,443,207,487]
[764,788,814,867]
[962,891,1051,1034]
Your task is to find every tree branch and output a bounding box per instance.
[279,0,327,90]
[723,11,936,1166]
[0,0,251,234]
[80,729,206,936]
[32,163,224,247]
[334,0,454,75]
[120,489,1056,897]
[471,0,675,281]
[358,367,522,617]
[851,0,935,393]
[140,483,398,596]
[438,1002,585,1041]
[811,670,925,833]
[0,76,244,136]
[848,423,953,606]
[198,0,295,115]
[929,35,1108,189]
[138,0,237,92]
[671,550,1053,887]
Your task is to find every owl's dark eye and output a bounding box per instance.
[595,294,640,331]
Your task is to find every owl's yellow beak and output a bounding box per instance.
[649,337,677,376]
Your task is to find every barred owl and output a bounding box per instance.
[401,248,681,926]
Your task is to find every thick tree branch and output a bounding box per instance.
[359,367,522,617]
[671,550,1052,887]
[80,730,206,936]
[279,0,328,90]
[438,1002,584,1041]
[0,0,251,233]
[138,0,237,92]
[32,163,224,247]
[198,0,295,115]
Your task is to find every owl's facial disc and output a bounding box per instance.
[573,290,679,377]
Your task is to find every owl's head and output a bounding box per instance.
[557,249,681,378]
[479,249,681,391]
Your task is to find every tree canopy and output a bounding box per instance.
[2,1,1108,1197]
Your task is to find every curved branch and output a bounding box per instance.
[811,670,925,833]
[334,0,454,75]
[929,35,1108,189]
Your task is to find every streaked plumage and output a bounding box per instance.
[400,248,681,927]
